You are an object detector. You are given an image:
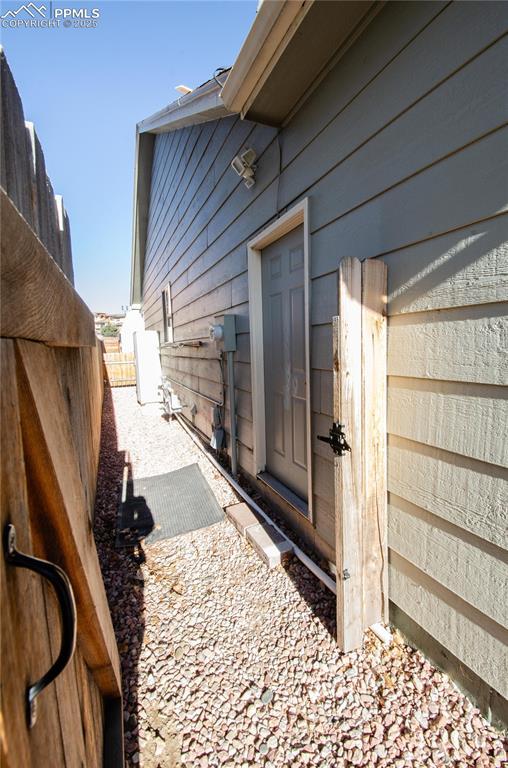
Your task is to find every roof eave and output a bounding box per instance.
[130,129,155,305]
[220,0,311,118]
[130,74,235,305]
[221,0,382,126]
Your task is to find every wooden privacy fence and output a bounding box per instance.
[1,49,122,766]
[1,50,73,283]
[102,336,121,353]
[103,352,136,387]
[0,194,122,764]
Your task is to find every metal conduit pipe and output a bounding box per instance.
[175,411,392,646]
[164,376,224,407]
[226,349,238,479]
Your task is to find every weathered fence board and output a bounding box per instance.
[334,259,364,652]
[102,336,121,353]
[0,52,33,226]
[334,257,388,650]
[16,339,121,698]
[0,339,65,767]
[1,50,73,282]
[0,190,95,347]
[361,259,388,627]
[54,344,104,520]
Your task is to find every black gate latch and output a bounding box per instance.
[317,421,351,456]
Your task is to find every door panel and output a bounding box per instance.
[262,226,308,500]
[290,284,306,470]
[269,292,285,457]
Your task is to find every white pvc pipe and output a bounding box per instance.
[176,412,337,593]
[175,412,391,645]
[370,622,392,645]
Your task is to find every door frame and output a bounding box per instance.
[247,197,313,520]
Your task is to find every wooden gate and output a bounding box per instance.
[332,257,388,651]
[0,191,123,766]
[103,352,136,387]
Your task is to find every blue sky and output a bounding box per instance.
[2,0,257,312]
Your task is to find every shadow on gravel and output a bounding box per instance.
[93,386,146,766]
[194,443,340,642]
[228,472,339,640]
[283,557,338,639]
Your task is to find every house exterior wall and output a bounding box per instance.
[141,0,508,703]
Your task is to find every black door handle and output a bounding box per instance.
[4,523,77,728]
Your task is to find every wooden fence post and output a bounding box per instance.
[335,258,364,651]
[334,257,388,650]
[362,259,388,627]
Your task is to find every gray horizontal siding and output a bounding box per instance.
[141,1,508,696]
[382,213,508,700]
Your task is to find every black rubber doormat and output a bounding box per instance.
[115,463,224,548]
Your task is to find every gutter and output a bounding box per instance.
[137,71,233,135]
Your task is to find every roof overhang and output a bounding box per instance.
[221,0,382,126]
[130,1,383,303]
[130,130,155,305]
[130,73,234,303]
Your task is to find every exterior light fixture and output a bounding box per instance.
[231,148,257,188]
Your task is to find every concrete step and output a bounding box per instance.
[246,522,293,569]
[225,502,293,568]
[224,502,261,536]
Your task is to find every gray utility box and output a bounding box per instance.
[222,314,236,352]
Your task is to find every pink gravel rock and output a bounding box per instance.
[94,389,506,768]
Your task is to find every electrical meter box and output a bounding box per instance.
[222,314,236,352]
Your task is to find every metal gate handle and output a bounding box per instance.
[4,523,77,728]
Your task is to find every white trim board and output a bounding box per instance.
[247,198,313,521]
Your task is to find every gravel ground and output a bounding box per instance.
[94,387,506,768]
